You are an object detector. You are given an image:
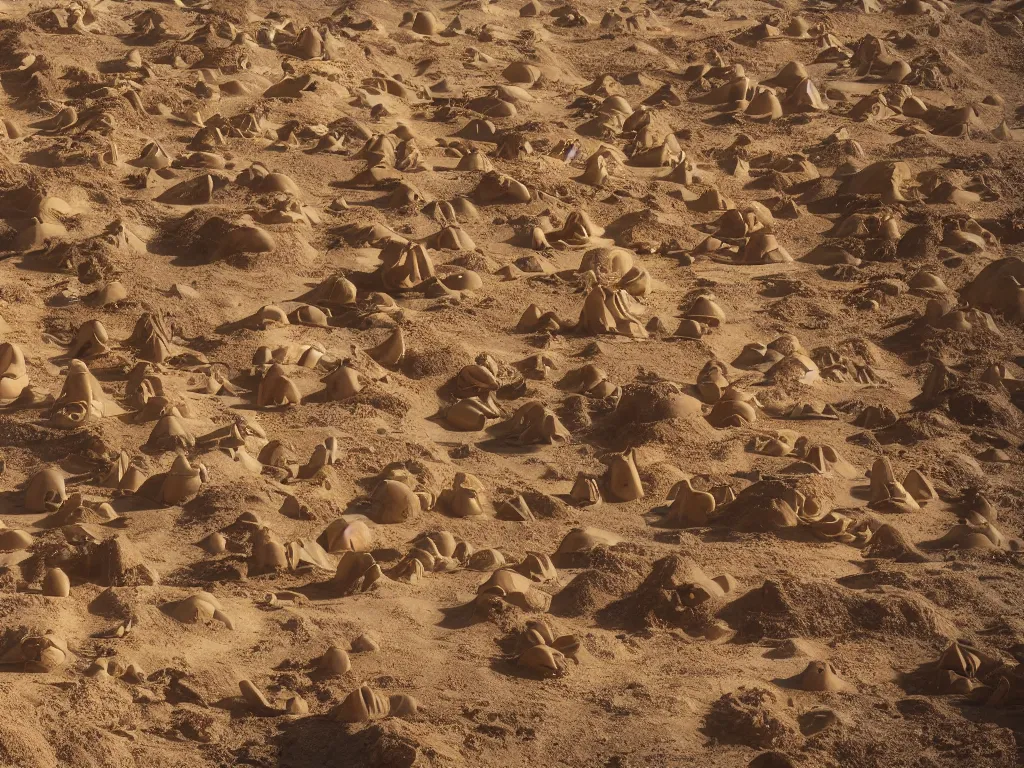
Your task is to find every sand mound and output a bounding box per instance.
[722,578,956,642]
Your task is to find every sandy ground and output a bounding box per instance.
[0,0,1023,765]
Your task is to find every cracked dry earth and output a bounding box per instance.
[2,0,1024,765]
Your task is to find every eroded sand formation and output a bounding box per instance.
[0,0,1024,765]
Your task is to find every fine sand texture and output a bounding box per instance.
[1,0,1024,765]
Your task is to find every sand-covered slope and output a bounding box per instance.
[1,0,1024,765]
